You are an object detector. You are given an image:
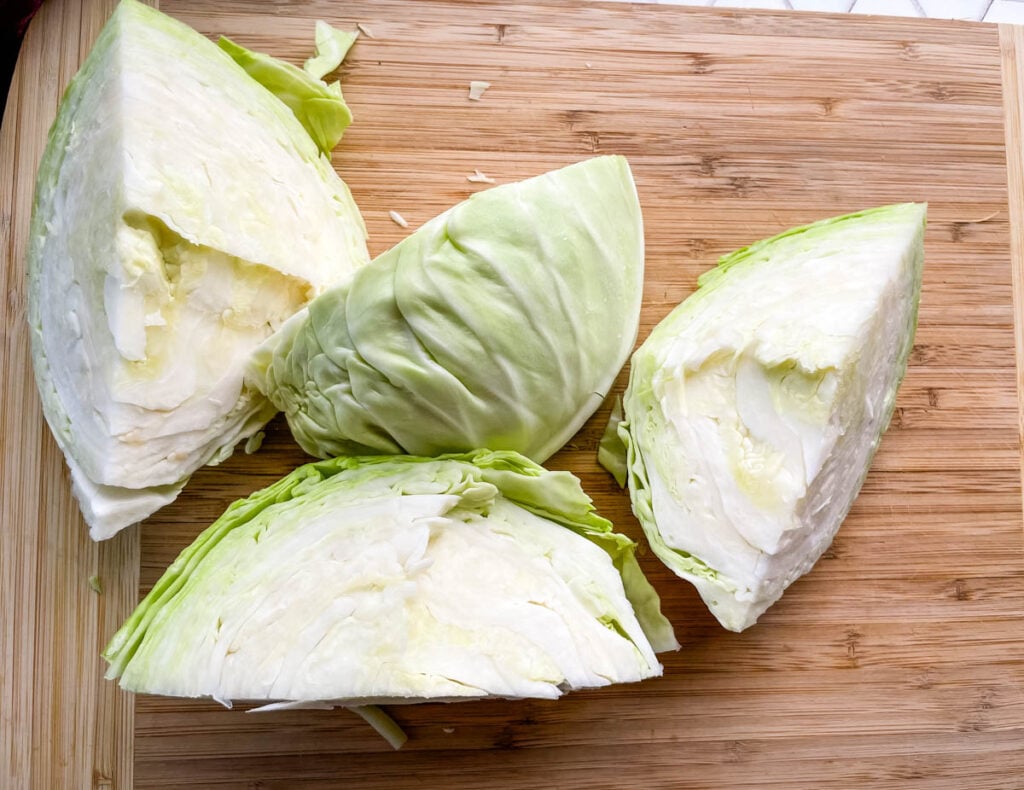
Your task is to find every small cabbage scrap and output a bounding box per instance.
[604,204,926,631]
[467,169,496,184]
[28,0,369,539]
[468,80,490,100]
[103,451,677,709]
[249,155,645,463]
[303,20,359,80]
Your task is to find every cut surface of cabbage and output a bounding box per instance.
[604,204,926,631]
[103,451,677,705]
[28,0,368,539]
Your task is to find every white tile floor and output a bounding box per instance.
[603,0,1024,23]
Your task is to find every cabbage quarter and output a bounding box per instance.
[604,204,926,631]
[250,155,645,464]
[103,452,678,711]
[27,0,368,539]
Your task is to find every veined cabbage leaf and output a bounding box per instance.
[28,0,369,539]
[603,204,926,631]
[249,155,645,463]
[103,451,678,706]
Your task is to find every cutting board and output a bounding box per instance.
[3,0,1024,787]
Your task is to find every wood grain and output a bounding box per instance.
[1003,23,1024,506]
[3,1,1024,788]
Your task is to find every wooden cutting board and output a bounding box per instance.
[3,0,1024,787]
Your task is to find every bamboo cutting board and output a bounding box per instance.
[3,1,1024,787]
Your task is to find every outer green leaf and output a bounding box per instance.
[250,155,645,464]
[218,34,353,154]
[597,396,627,488]
[304,20,358,80]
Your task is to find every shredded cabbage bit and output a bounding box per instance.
[467,168,496,184]
[468,80,490,100]
[304,20,359,80]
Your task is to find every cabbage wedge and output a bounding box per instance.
[249,155,644,463]
[103,451,677,706]
[604,204,926,631]
[28,0,368,539]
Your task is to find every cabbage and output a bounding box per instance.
[217,19,357,155]
[27,0,369,539]
[603,204,926,631]
[249,155,645,463]
[103,451,677,706]
[303,21,359,81]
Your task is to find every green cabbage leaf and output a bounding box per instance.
[218,18,358,155]
[250,155,645,463]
